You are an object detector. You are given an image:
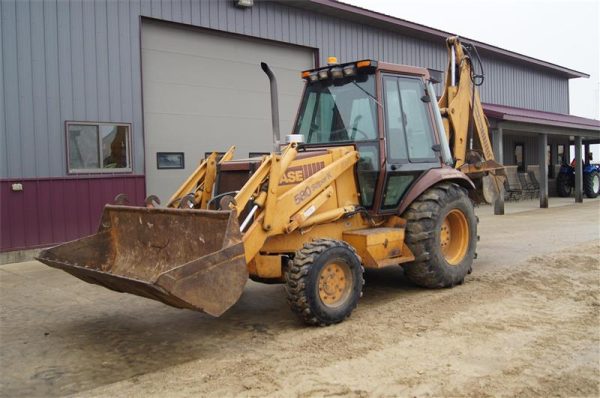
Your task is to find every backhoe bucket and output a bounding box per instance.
[461,159,507,204]
[36,206,248,316]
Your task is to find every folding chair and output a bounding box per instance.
[503,178,522,201]
[518,173,536,199]
[528,171,541,195]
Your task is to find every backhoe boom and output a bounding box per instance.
[439,36,506,201]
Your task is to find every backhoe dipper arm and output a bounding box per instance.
[438,37,496,169]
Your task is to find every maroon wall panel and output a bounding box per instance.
[0,175,145,252]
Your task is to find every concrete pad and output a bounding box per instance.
[0,200,598,397]
[476,196,599,216]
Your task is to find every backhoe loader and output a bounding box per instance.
[38,37,504,326]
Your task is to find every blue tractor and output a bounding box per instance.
[556,159,600,198]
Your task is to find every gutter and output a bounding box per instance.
[286,0,589,79]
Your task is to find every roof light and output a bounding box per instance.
[318,69,329,80]
[234,0,254,8]
[327,56,338,65]
[308,72,319,82]
[330,67,343,79]
[356,60,371,68]
[301,71,310,79]
[343,65,357,77]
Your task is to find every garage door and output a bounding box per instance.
[141,21,315,202]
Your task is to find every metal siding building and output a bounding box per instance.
[0,0,595,253]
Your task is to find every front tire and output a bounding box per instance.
[403,183,477,288]
[583,171,599,198]
[285,239,364,326]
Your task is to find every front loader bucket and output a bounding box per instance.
[36,206,248,317]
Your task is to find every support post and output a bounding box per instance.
[492,127,504,215]
[584,142,590,165]
[538,133,548,208]
[575,136,583,203]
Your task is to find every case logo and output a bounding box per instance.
[279,162,325,186]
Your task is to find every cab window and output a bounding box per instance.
[384,76,437,163]
[295,74,378,143]
[398,78,436,161]
[381,75,438,211]
[383,77,408,162]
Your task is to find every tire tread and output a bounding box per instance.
[403,182,476,288]
[284,239,364,326]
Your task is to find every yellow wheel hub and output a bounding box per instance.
[318,261,352,307]
[440,209,469,265]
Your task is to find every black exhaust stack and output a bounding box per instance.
[260,62,280,152]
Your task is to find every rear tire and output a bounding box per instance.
[556,173,572,197]
[285,239,364,326]
[402,183,477,288]
[583,171,599,198]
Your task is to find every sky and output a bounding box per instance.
[343,0,600,120]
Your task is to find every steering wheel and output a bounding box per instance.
[350,127,370,141]
[329,127,350,141]
[349,115,370,140]
[329,127,370,141]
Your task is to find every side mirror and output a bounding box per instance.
[427,69,443,84]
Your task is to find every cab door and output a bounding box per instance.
[378,75,441,213]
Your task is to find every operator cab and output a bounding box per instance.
[296,60,446,214]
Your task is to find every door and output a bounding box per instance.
[380,75,440,212]
[141,21,315,201]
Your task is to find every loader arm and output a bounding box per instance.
[167,146,236,209]
[232,143,359,263]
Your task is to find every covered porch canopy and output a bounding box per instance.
[484,104,600,215]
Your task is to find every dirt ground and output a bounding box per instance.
[1,199,599,397]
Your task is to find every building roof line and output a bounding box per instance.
[297,0,589,79]
[483,103,600,133]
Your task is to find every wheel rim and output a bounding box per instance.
[593,175,600,193]
[318,260,353,307]
[440,209,469,265]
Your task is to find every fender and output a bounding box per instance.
[584,164,600,174]
[397,166,475,215]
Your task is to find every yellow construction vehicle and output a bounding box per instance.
[38,37,504,326]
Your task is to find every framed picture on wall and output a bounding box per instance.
[157,152,185,169]
[204,152,227,162]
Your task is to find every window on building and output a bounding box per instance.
[67,122,131,173]
[249,152,270,158]
[157,152,184,169]
[557,144,565,164]
[514,143,525,172]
